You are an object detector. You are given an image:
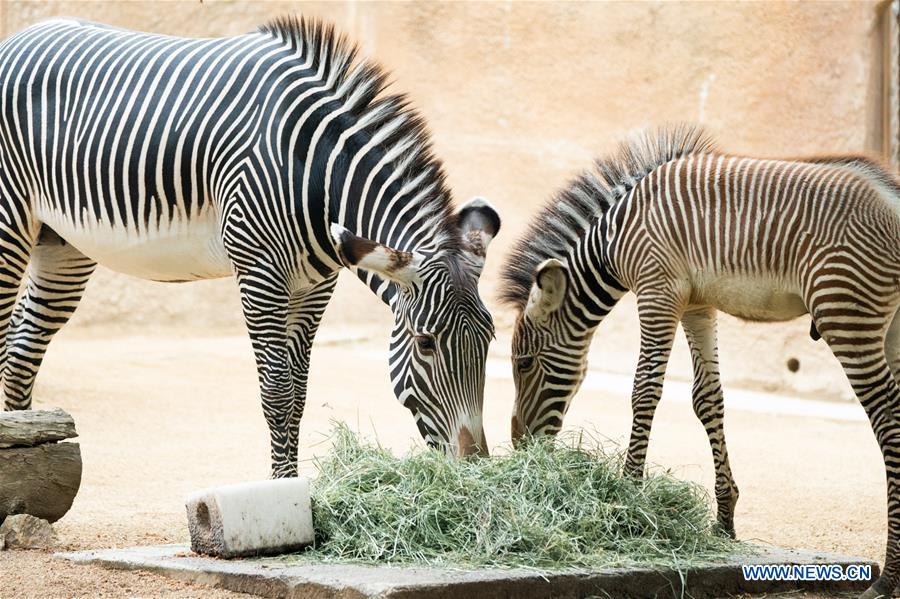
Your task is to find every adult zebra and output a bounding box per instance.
[501,126,900,598]
[0,17,501,476]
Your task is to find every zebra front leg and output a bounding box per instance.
[237,273,297,478]
[3,237,96,409]
[681,307,739,538]
[285,274,338,464]
[623,294,682,478]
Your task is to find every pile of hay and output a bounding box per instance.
[297,424,741,569]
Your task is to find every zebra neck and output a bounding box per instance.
[562,222,627,333]
[328,170,448,258]
[332,160,448,305]
[331,159,447,304]
[355,269,396,305]
[301,113,451,305]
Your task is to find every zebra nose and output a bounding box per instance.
[457,425,488,457]
[511,415,525,447]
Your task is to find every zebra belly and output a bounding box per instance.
[37,212,233,282]
[691,274,808,322]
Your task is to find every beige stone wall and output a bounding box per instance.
[0,1,890,397]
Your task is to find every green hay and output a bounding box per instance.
[288,424,745,570]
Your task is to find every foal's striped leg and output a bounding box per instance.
[3,236,96,409]
[623,291,683,477]
[813,295,900,598]
[285,273,338,466]
[681,307,739,537]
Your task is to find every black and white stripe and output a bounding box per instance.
[501,126,900,598]
[0,16,501,476]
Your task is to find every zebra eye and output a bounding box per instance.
[516,356,534,371]
[416,335,436,352]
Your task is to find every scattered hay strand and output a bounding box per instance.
[290,424,744,569]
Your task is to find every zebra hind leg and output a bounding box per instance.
[3,232,96,409]
[0,213,38,410]
[623,291,683,477]
[285,274,338,467]
[681,307,739,538]
[815,306,900,599]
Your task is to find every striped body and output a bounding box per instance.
[5,20,254,280]
[3,18,384,285]
[608,155,900,324]
[502,128,900,598]
[0,18,501,476]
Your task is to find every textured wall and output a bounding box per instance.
[0,1,889,397]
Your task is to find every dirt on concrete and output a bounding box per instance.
[57,544,877,599]
[0,328,885,598]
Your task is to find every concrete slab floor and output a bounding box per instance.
[58,544,878,599]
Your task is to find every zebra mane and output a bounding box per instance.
[259,16,458,250]
[499,125,718,310]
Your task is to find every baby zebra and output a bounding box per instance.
[500,126,900,599]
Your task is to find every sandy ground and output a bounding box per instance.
[0,326,885,598]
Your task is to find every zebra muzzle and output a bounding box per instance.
[457,425,489,457]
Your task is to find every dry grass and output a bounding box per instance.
[282,424,746,570]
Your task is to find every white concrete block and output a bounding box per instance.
[185,478,313,558]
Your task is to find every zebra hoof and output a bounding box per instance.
[713,521,736,539]
[270,463,298,479]
[859,576,892,599]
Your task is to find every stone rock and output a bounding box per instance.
[0,442,82,523]
[0,514,58,550]
[0,408,78,447]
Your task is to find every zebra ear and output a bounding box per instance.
[525,259,568,322]
[456,197,501,272]
[330,224,422,285]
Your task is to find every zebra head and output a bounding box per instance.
[331,198,501,457]
[510,258,591,444]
